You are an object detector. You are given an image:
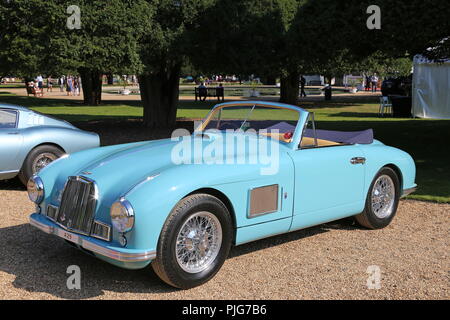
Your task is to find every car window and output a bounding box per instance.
[0,109,18,129]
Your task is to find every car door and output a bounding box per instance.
[0,109,23,174]
[289,141,366,231]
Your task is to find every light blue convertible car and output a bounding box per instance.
[0,104,99,184]
[28,101,416,289]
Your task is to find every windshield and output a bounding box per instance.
[199,105,300,143]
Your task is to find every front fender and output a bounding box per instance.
[360,144,417,196]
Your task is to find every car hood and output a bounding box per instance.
[74,138,178,199]
[67,133,284,203]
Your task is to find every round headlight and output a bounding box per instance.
[110,198,135,233]
[27,176,44,204]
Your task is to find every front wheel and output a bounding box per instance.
[355,167,401,229]
[152,194,233,289]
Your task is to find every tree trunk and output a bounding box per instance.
[138,64,181,129]
[279,70,300,105]
[79,69,103,105]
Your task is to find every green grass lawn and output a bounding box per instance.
[1,92,449,203]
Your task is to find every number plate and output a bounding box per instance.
[58,229,80,244]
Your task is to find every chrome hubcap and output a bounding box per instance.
[176,211,222,273]
[371,175,396,219]
[32,153,57,173]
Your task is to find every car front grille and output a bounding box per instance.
[55,176,98,235]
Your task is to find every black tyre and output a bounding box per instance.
[355,167,401,229]
[152,193,233,289]
[18,144,64,185]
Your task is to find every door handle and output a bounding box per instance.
[350,157,366,164]
[8,132,19,135]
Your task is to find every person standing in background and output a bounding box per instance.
[365,75,371,91]
[66,76,73,96]
[371,74,379,92]
[36,75,43,90]
[300,76,307,98]
[59,76,65,92]
[73,77,80,96]
[47,76,53,92]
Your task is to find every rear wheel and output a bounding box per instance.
[18,145,64,185]
[152,194,233,289]
[355,167,400,229]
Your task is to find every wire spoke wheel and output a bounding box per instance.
[32,152,57,174]
[175,211,222,274]
[371,174,396,219]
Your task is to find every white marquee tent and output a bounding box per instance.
[412,55,450,119]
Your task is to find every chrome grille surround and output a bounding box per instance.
[55,176,99,236]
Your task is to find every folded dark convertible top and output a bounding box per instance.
[265,121,374,145]
[304,128,374,145]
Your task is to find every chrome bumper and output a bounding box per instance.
[29,214,156,262]
[401,186,417,198]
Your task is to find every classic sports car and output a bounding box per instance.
[28,101,416,289]
[0,104,99,184]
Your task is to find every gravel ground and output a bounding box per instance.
[0,121,448,300]
[0,182,448,300]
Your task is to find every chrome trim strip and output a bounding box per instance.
[401,187,417,198]
[30,216,53,233]
[0,169,20,175]
[30,216,155,262]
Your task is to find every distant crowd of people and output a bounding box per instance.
[58,75,81,96]
[26,75,81,97]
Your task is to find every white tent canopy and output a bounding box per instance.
[412,55,450,119]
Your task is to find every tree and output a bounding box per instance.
[137,0,214,128]
[57,0,153,105]
[292,0,450,69]
[0,0,153,105]
[357,52,413,78]
[0,1,62,81]
[190,0,306,105]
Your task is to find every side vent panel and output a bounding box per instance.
[248,184,279,218]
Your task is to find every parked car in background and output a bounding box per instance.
[28,101,416,289]
[0,104,100,184]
